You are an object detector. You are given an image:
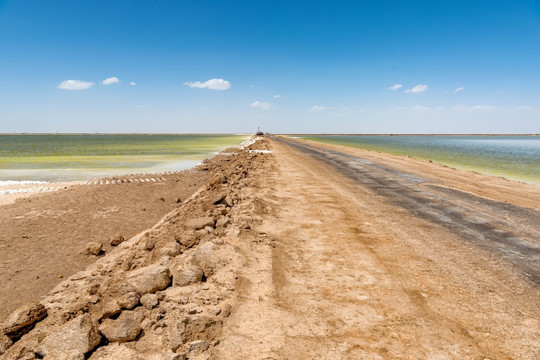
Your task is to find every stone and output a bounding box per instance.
[87,343,141,359]
[98,300,122,320]
[160,241,181,257]
[48,350,85,360]
[216,216,230,228]
[140,293,159,309]
[171,264,204,287]
[144,237,155,251]
[176,233,198,248]
[0,334,12,355]
[3,302,47,337]
[38,314,101,358]
[224,196,234,207]
[127,264,171,295]
[187,340,209,356]
[99,311,141,343]
[192,242,219,276]
[210,193,226,205]
[82,241,102,255]
[163,350,187,360]
[167,316,221,351]
[117,292,140,310]
[110,234,125,246]
[186,217,215,230]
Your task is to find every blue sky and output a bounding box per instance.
[0,0,539,133]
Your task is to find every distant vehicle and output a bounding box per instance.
[256,127,264,136]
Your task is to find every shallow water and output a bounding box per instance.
[0,134,247,182]
[302,135,540,185]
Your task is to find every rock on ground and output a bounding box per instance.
[110,234,125,246]
[140,294,159,309]
[167,316,221,351]
[0,333,12,355]
[171,264,204,287]
[127,264,171,295]
[88,342,141,359]
[187,340,210,356]
[117,292,140,310]
[186,217,215,230]
[82,241,103,255]
[99,311,141,343]
[159,241,181,257]
[38,314,101,358]
[2,302,47,339]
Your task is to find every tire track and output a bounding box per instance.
[273,136,540,286]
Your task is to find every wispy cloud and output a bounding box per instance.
[129,82,136,86]
[388,84,402,91]
[389,105,431,112]
[250,101,271,110]
[184,78,231,90]
[310,105,327,112]
[273,94,282,99]
[468,104,495,111]
[516,105,533,110]
[412,105,430,112]
[57,80,95,90]
[405,84,428,94]
[101,77,120,85]
[454,87,465,93]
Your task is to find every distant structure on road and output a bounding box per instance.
[256,127,264,136]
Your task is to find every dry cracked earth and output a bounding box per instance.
[1,136,539,360]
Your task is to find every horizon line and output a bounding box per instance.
[1,133,538,136]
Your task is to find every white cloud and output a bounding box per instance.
[454,87,465,93]
[101,77,120,85]
[468,104,496,112]
[250,101,271,110]
[129,82,136,86]
[412,105,430,112]
[57,80,95,90]
[183,78,231,90]
[516,105,533,110]
[273,94,281,99]
[310,105,327,112]
[388,84,402,91]
[405,84,428,94]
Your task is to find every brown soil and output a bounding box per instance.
[1,136,539,359]
[1,140,272,359]
[217,136,539,359]
[0,169,210,323]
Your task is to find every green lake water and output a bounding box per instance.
[302,135,540,185]
[0,134,247,182]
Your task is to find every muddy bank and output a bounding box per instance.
[0,159,217,323]
[0,138,272,359]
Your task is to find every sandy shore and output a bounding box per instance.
[1,136,538,359]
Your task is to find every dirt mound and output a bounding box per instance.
[0,168,211,324]
[0,138,273,359]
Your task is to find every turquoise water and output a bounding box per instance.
[0,134,247,182]
[302,135,540,185]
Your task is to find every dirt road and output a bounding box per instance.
[217,137,540,359]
